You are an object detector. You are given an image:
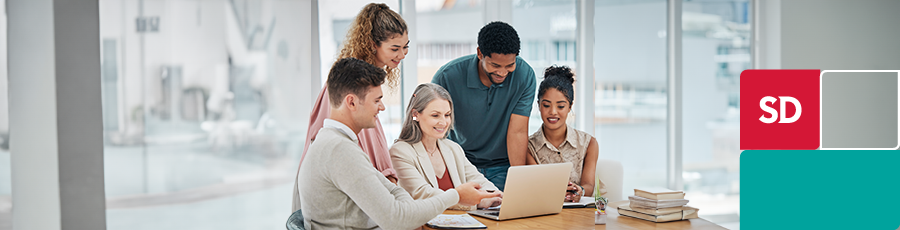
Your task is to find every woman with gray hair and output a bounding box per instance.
[390,83,503,210]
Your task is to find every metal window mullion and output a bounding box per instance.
[10,0,107,229]
[311,0,322,104]
[751,0,760,69]
[754,0,782,69]
[666,0,683,191]
[400,0,418,119]
[575,0,595,136]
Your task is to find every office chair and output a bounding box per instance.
[595,159,624,203]
[285,209,305,230]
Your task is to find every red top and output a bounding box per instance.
[437,166,454,191]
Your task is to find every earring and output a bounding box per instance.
[412,116,418,121]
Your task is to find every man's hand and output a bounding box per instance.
[456,182,502,206]
[386,175,398,184]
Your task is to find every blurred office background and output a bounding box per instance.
[4,0,900,229]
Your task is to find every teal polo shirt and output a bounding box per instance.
[432,54,537,168]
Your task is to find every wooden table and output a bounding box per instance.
[425,203,728,230]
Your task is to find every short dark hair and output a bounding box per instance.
[538,65,575,104]
[327,57,386,107]
[477,21,520,57]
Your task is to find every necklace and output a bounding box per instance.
[425,146,439,156]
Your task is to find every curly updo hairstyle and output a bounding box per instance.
[538,65,576,104]
[338,3,407,89]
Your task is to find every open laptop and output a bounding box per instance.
[467,163,572,220]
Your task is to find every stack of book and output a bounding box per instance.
[617,188,699,223]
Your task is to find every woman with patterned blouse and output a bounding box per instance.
[526,65,606,202]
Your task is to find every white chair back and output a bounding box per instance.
[595,159,624,203]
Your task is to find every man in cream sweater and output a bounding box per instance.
[298,58,499,230]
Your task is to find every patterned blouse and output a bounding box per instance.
[527,125,606,196]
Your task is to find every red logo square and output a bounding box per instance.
[740,69,820,150]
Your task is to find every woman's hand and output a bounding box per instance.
[565,182,582,202]
[456,182,501,206]
[477,197,502,208]
[476,189,503,208]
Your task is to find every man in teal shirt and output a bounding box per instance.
[432,21,536,191]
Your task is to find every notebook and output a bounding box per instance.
[425,214,487,229]
[467,163,572,220]
[563,196,595,208]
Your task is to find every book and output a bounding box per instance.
[617,204,699,223]
[634,188,685,200]
[626,205,685,215]
[628,196,689,209]
[563,196,596,208]
[425,214,487,229]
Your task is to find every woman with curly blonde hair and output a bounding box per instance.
[292,3,409,212]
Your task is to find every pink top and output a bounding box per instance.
[292,87,396,212]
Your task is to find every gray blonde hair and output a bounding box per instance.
[397,83,455,144]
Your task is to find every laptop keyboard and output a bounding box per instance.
[485,212,500,216]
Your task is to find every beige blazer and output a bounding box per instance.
[390,139,498,210]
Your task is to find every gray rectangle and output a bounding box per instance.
[821,71,898,149]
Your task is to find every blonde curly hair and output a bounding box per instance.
[338,3,407,89]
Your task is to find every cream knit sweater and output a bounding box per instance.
[298,126,460,230]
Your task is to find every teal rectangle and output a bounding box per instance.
[742,150,900,229]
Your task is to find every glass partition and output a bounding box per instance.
[513,0,577,134]
[100,0,308,228]
[319,0,403,141]
[594,0,669,191]
[413,0,483,84]
[681,1,746,228]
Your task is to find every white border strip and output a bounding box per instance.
[819,70,900,150]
